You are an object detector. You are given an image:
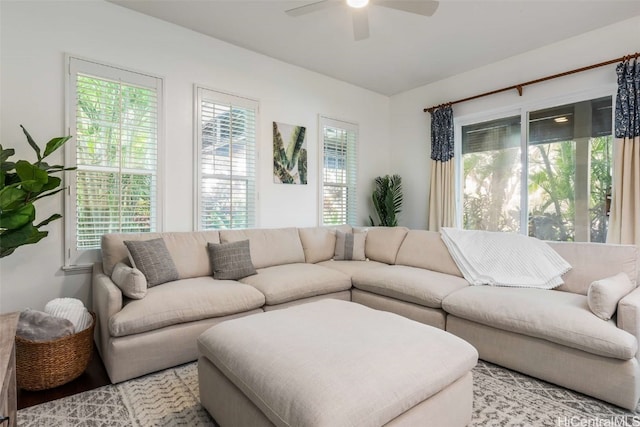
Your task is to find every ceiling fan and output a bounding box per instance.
[285,0,439,41]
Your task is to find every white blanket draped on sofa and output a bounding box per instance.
[440,228,571,289]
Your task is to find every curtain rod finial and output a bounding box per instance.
[516,85,523,96]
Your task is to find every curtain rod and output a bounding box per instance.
[423,52,640,113]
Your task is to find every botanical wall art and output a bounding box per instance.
[273,121,307,185]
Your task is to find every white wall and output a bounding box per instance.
[0,1,391,313]
[390,15,640,229]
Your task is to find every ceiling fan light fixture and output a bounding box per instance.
[346,0,369,9]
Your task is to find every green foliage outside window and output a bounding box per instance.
[75,76,156,248]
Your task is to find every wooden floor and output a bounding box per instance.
[17,345,111,410]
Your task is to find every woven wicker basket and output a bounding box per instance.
[16,311,95,391]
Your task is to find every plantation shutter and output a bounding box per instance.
[320,117,358,225]
[67,57,162,266]
[196,87,257,230]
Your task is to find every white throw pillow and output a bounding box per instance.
[112,262,148,299]
[587,272,634,320]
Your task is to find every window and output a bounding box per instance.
[66,57,162,266]
[320,117,358,225]
[196,87,257,230]
[462,115,522,233]
[460,95,613,242]
[527,97,612,242]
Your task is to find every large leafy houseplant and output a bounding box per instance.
[0,126,73,258]
[369,174,403,227]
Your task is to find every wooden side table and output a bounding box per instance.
[0,313,19,427]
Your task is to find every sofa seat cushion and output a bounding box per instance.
[352,265,469,309]
[316,260,387,278]
[239,263,351,305]
[109,277,265,337]
[442,286,638,360]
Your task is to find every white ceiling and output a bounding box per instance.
[108,0,640,96]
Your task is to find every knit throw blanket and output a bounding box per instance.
[440,228,572,289]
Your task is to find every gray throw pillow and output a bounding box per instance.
[207,240,257,280]
[124,238,179,287]
[334,230,367,261]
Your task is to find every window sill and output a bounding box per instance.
[62,264,93,275]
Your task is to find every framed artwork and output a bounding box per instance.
[273,121,307,185]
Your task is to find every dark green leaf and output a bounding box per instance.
[272,122,288,167]
[35,213,62,228]
[20,125,41,161]
[24,228,48,245]
[15,160,48,193]
[0,203,35,230]
[0,223,36,254]
[41,176,61,192]
[0,186,26,210]
[1,161,15,172]
[0,146,15,163]
[298,148,307,185]
[371,174,402,227]
[43,135,72,159]
[286,126,306,170]
[4,173,20,186]
[0,247,16,258]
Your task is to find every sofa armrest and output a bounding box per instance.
[617,286,640,356]
[92,262,123,358]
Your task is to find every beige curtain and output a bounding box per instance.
[607,58,639,245]
[428,159,456,231]
[607,136,640,244]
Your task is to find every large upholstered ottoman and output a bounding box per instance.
[197,299,478,427]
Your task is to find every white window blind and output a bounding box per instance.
[66,57,162,266]
[320,117,358,225]
[196,87,257,230]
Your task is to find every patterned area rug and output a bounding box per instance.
[19,360,640,426]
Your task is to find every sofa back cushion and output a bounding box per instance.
[548,241,639,295]
[219,227,305,269]
[101,231,220,279]
[361,226,409,264]
[298,225,352,263]
[395,230,463,277]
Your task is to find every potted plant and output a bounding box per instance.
[369,174,403,226]
[0,126,74,257]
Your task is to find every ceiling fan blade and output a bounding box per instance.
[285,0,338,17]
[352,8,370,41]
[375,0,439,17]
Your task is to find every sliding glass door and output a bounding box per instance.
[527,97,612,242]
[460,95,612,242]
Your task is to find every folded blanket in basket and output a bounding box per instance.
[440,227,572,289]
[17,309,75,341]
[45,298,92,333]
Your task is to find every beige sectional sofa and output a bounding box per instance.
[93,225,640,410]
